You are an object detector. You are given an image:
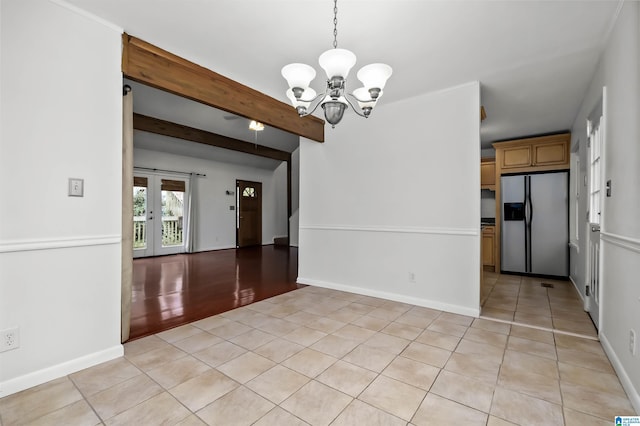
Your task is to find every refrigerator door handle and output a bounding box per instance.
[528,179,533,225]
[524,176,531,272]
[527,176,533,272]
[524,177,531,224]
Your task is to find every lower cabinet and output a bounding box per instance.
[482,226,496,271]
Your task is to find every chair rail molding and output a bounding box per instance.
[0,235,121,253]
[299,224,479,236]
[600,232,640,254]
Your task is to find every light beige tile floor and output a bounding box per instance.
[1,286,636,425]
[481,272,598,338]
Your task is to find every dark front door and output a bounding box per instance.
[237,180,262,247]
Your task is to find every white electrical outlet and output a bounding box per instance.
[0,327,20,353]
[630,329,636,356]
[408,272,416,283]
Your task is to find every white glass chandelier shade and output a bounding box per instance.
[357,63,393,90]
[318,48,357,79]
[353,87,383,109]
[286,88,317,108]
[281,63,316,90]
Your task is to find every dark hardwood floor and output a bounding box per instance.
[129,245,301,341]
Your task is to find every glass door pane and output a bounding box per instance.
[133,174,155,258]
[161,188,184,247]
[133,185,148,249]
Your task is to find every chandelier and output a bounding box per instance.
[281,0,392,128]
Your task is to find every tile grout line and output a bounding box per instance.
[67,373,108,425]
[477,315,599,341]
[137,344,202,424]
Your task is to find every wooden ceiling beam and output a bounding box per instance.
[122,34,324,143]
[133,113,291,163]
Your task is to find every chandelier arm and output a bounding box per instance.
[343,93,368,118]
[297,91,329,118]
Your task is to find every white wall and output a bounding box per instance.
[481,190,496,218]
[480,148,496,158]
[0,0,123,396]
[273,161,288,240]
[134,148,288,250]
[298,82,481,316]
[570,0,640,412]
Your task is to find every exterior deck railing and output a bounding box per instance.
[133,217,183,248]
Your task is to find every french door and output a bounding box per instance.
[585,94,605,330]
[133,172,189,257]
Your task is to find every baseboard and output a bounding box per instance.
[273,236,289,246]
[569,276,585,304]
[297,277,480,318]
[600,333,640,414]
[196,244,236,252]
[0,344,123,398]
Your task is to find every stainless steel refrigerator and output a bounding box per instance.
[501,171,569,277]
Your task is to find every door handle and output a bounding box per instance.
[591,225,600,232]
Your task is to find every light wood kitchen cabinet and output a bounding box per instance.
[480,158,496,190]
[482,226,495,271]
[501,145,531,169]
[532,139,569,167]
[495,133,570,172]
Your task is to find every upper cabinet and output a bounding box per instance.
[480,158,496,190]
[494,133,570,173]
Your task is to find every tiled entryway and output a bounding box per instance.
[481,272,598,338]
[1,286,635,425]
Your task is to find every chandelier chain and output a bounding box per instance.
[333,0,338,48]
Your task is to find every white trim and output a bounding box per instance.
[0,235,121,253]
[0,344,123,398]
[600,333,640,414]
[49,0,123,33]
[299,224,478,237]
[601,232,640,254]
[569,276,585,304]
[297,276,480,318]
[197,245,238,253]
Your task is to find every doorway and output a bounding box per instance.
[133,172,190,257]
[236,179,262,247]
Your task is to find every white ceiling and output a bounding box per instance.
[70,0,621,153]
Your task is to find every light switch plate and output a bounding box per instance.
[68,178,84,197]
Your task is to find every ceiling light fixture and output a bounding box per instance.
[281,0,392,128]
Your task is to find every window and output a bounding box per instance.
[242,187,256,198]
[569,152,580,242]
[587,116,603,225]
